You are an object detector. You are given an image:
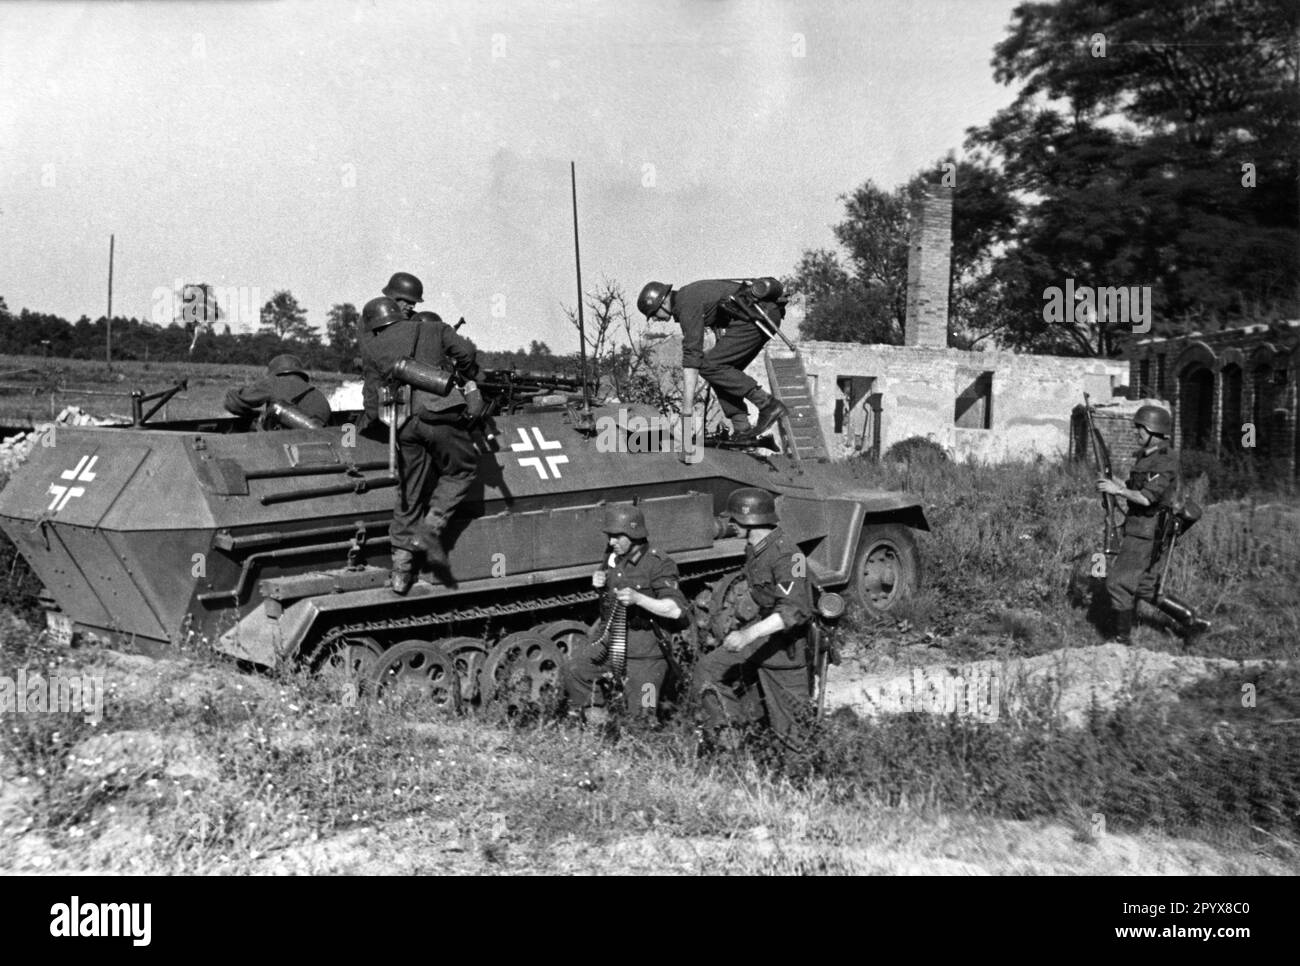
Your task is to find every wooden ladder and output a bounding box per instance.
[763,348,829,461]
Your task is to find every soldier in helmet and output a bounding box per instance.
[1096,403,1211,644]
[562,505,688,724]
[637,279,788,440]
[695,487,814,742]
[383,271,424,319]
[358,296,482,594]
[223,354,331,430]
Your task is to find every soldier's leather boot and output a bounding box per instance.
[390,547,415,596]
[1155,594,1212,640]
[413,516,453,583]
[750,398,788,439]
[1109,610,1133,645]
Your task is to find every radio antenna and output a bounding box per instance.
[571,161,594,428]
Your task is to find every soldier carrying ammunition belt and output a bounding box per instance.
[562,505,688,724]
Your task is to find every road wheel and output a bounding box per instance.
[532,620,593,661]
[369,639,461,714]
[848,523,921,617]
[479,633,564,714]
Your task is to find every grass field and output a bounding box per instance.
[0,355,354,427]
[1,444,1297,873]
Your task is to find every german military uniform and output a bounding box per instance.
[360,311,480,568]
[695,526,814,739]
[672,279,785,435]
[563,544,688,716]
[223,370,331,429]
[1105,442,1177,641]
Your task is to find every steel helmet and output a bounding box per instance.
[727,487,779,527]
[266,354,308,379]
[1134,404,1172,437]
[748,277,784,302]
[362,296,405,332]
[383,272,424,304]
[637,281,673,318]
[412,310,445,325]
[602,504,647,539]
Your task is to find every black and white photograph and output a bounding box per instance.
[0,0,1296,895]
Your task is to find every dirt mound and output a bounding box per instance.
[824,643,1269,727]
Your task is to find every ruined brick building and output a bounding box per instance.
[1124,322,1300,478]
[754,186,1128,462]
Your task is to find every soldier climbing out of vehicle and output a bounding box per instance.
[223,354,331,430]
[1095,404,1211,645]
[637,277,789,444]
[563,505,688,726]
[357,295,483,594]
[695,487,815,746]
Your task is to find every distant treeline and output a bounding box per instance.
[0,299,576,375]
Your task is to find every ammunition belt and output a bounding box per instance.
[306,560,737,664]
[591,600,629,674]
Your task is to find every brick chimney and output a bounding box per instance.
[904,186,953,348]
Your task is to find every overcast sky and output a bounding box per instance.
[0,0,1021,352]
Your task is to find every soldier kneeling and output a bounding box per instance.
[563,505,688,725]
[695,487,814,745]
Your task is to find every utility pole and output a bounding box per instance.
[106,233,114,369]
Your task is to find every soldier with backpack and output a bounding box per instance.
[637,277,789,440]
[358,295,482,593]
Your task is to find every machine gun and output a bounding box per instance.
[474,368,591,414]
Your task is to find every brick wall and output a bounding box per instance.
[1126,320,1299,478]
[904,187,952,349]
[758,341,1128,463]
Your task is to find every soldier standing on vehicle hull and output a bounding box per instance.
[383,271,424,320]
[224,354,331,429]
[637,279,788,440]
[358,297,481,594]
[563,505,688,724]
[1097,404,1211,644]
[695,488,814,742]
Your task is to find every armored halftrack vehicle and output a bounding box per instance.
[0,374,927,710]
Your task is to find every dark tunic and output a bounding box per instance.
[696,526,814,738]
[563,543,688,714]
[1106,443,1179,611]
[223,373,331,428]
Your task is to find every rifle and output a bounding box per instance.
[721,292,797,352]
[1083,393,1122,555]
[812,590,845,719]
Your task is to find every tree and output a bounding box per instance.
[785,157,1019,346]
[967,0,1300,353]
[326,302,360,357]
[563,278,712,421]
[259,290,316,342]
